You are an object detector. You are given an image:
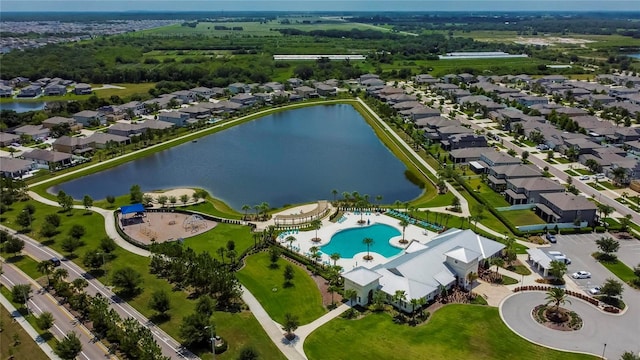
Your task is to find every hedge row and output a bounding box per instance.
[514,286,599,306]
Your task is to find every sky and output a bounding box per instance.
[1,0,640,12]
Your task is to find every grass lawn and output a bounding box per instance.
[237,252,325,325]
[0,200,284,359]
[501,275,519,285]
[414,192,456,208]
[183,223,255,257]
[304,305,596,360]
[500,209,546,226]
[0,298,50,360]
[466,177,510,208]
[0,253,42,280]
[587,182,606,191]
[597,181,623,190]
[554,157,573,164]
[506,264,532,276]
[574,169,593,175]
[564,170,579,177]
[599,260,637,284]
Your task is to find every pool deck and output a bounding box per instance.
[276,211,441,271]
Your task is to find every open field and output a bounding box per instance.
[0,83,156,103]
[500,209,546,226]
[236,252,326,325]
[304,305,596,360]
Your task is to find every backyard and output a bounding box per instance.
[500,209,547,226]
[304,305,596,360]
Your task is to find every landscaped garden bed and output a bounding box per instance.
[532,304,583,331]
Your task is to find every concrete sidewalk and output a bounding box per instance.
[0,293,61,360]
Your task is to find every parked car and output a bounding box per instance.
[579,175,590,181]
[547,251,571,264]
[572,271,591,279]
[589,286,601,295]
[545,233,557,243]
[595,173,605,179]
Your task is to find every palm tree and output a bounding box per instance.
[424,209,431,223]
[37,260,54,287]
[241,204,251,220]
[52,268,68,285]
[310,219,322,242]
[393,290,407,309]
[328,285,339,306]
[362,237,374,260]
[399,219,409,244]
[309,246,321,262]
[331,189,338,204]
[545,287,570,316]
[610,166,628,186]
[394,200,402,211]
[410,298,421,322]
[285,235,296,250]
[259,202,270,220]
[375,195,383,210]
[344,288,358,306]
[466,271,478,291]
[601,205,614,228]
[330,253,341,267]
[282,313,300,340]
[490,257,505,274]
[216,247,226,264]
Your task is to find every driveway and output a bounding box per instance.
[500,291,639,359]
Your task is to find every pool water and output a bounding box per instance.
[321,223,402,259]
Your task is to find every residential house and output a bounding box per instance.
[230,93,258,107]
[171,90,195,104]
[449,147,493,164]
[263,82,285,92]
[361,78,386,87]
[414,74,439,85]
[613,128,640,143]
[286,78,303,88]
[17,85,41,98]
[227,82,248,94]
[626,140,640,154]
[119,101,146,117]
[517,96,548,107]
[73,110,105,126]
[158,111,190,127]
[342,229,504,312]
[180,106,211,119]
[537,75,567,84]
[43,84,67,96]
[0,132,20,147]
[607,160,640,184]
[13,125,50,141]
[106,123,145,137]
[0,157,34,179]
[42,116,81,131]
[402,106,441,122]
[294,86,317,98]
[191,86,213,99]
[505,177,565,205]
[487,164,542,190]
[457,73,476,84]
[21,149,72,170]
[314,83,336,96]
[52,136,94,154]
[536,193,597,225]
[0,84,13,97]
[564,138,603,155]
[479,151,521,168]
[442,133,487,150]
[73,83,92,95]
[359,74,380,83]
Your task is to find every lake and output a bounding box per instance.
[627,53,640,59]
[50,104,423,210]
[0,101,46,113]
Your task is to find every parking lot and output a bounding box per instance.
[551,233,640,291]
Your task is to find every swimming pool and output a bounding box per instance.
[321,223,402,258]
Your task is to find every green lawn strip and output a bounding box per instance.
[500,209,546,226]
[506,265,532,276]
[0,201,283,359]
[184,199,242,220]
[587,182,606,191]
[183,223,255,257]
[0,253,42,280]
[304,305,596,360]
[466,177,510,208]
[501,275,519,285]
[554,157,572,164]
[0,285,59,351]
[564,169,579,176]
[597,181,621,190]
[574,169,593,175]
[237,252,325,325]
[599,260,637,284]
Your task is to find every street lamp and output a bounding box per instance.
[601,343,606,360]
[204,325,215,359]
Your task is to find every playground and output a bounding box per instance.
[118,207,217,244]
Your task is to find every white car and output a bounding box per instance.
[589,286,601,295]
[572,271,592,279]
[579,175,590,181]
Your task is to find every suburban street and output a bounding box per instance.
[0,263,111,360]
[0,225,198,360]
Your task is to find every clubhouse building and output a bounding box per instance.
[342,229,504,313]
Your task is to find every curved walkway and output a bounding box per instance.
[499,291,639,359]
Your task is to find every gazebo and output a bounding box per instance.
[119,203,146,226]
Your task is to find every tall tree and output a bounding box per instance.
[545,287,570,316]
[56,332,83,360]
[282,313,299,340]
[149,290,171,318]
[362,237,374,260]
[82,195,93,210]
[111,267,143,296]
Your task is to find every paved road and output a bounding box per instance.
[0,225,197,360]
[1,263,111,360]
[500,291,639,359]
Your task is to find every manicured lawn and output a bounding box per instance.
[0,285,58,350]
[467,178,510,208]
[0,298,50,360]
[237,252,325,325]
[414,192,456,208]
[574,169,593,175]
[597,181,623,190]
[564,169,579,177]
[554,157,573,164]
[599,260,637,284]
[587,182,606,191]
[0,253,42,280]
[183,223,255,257]
[304,305,596,360]
[500,209,546,226]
